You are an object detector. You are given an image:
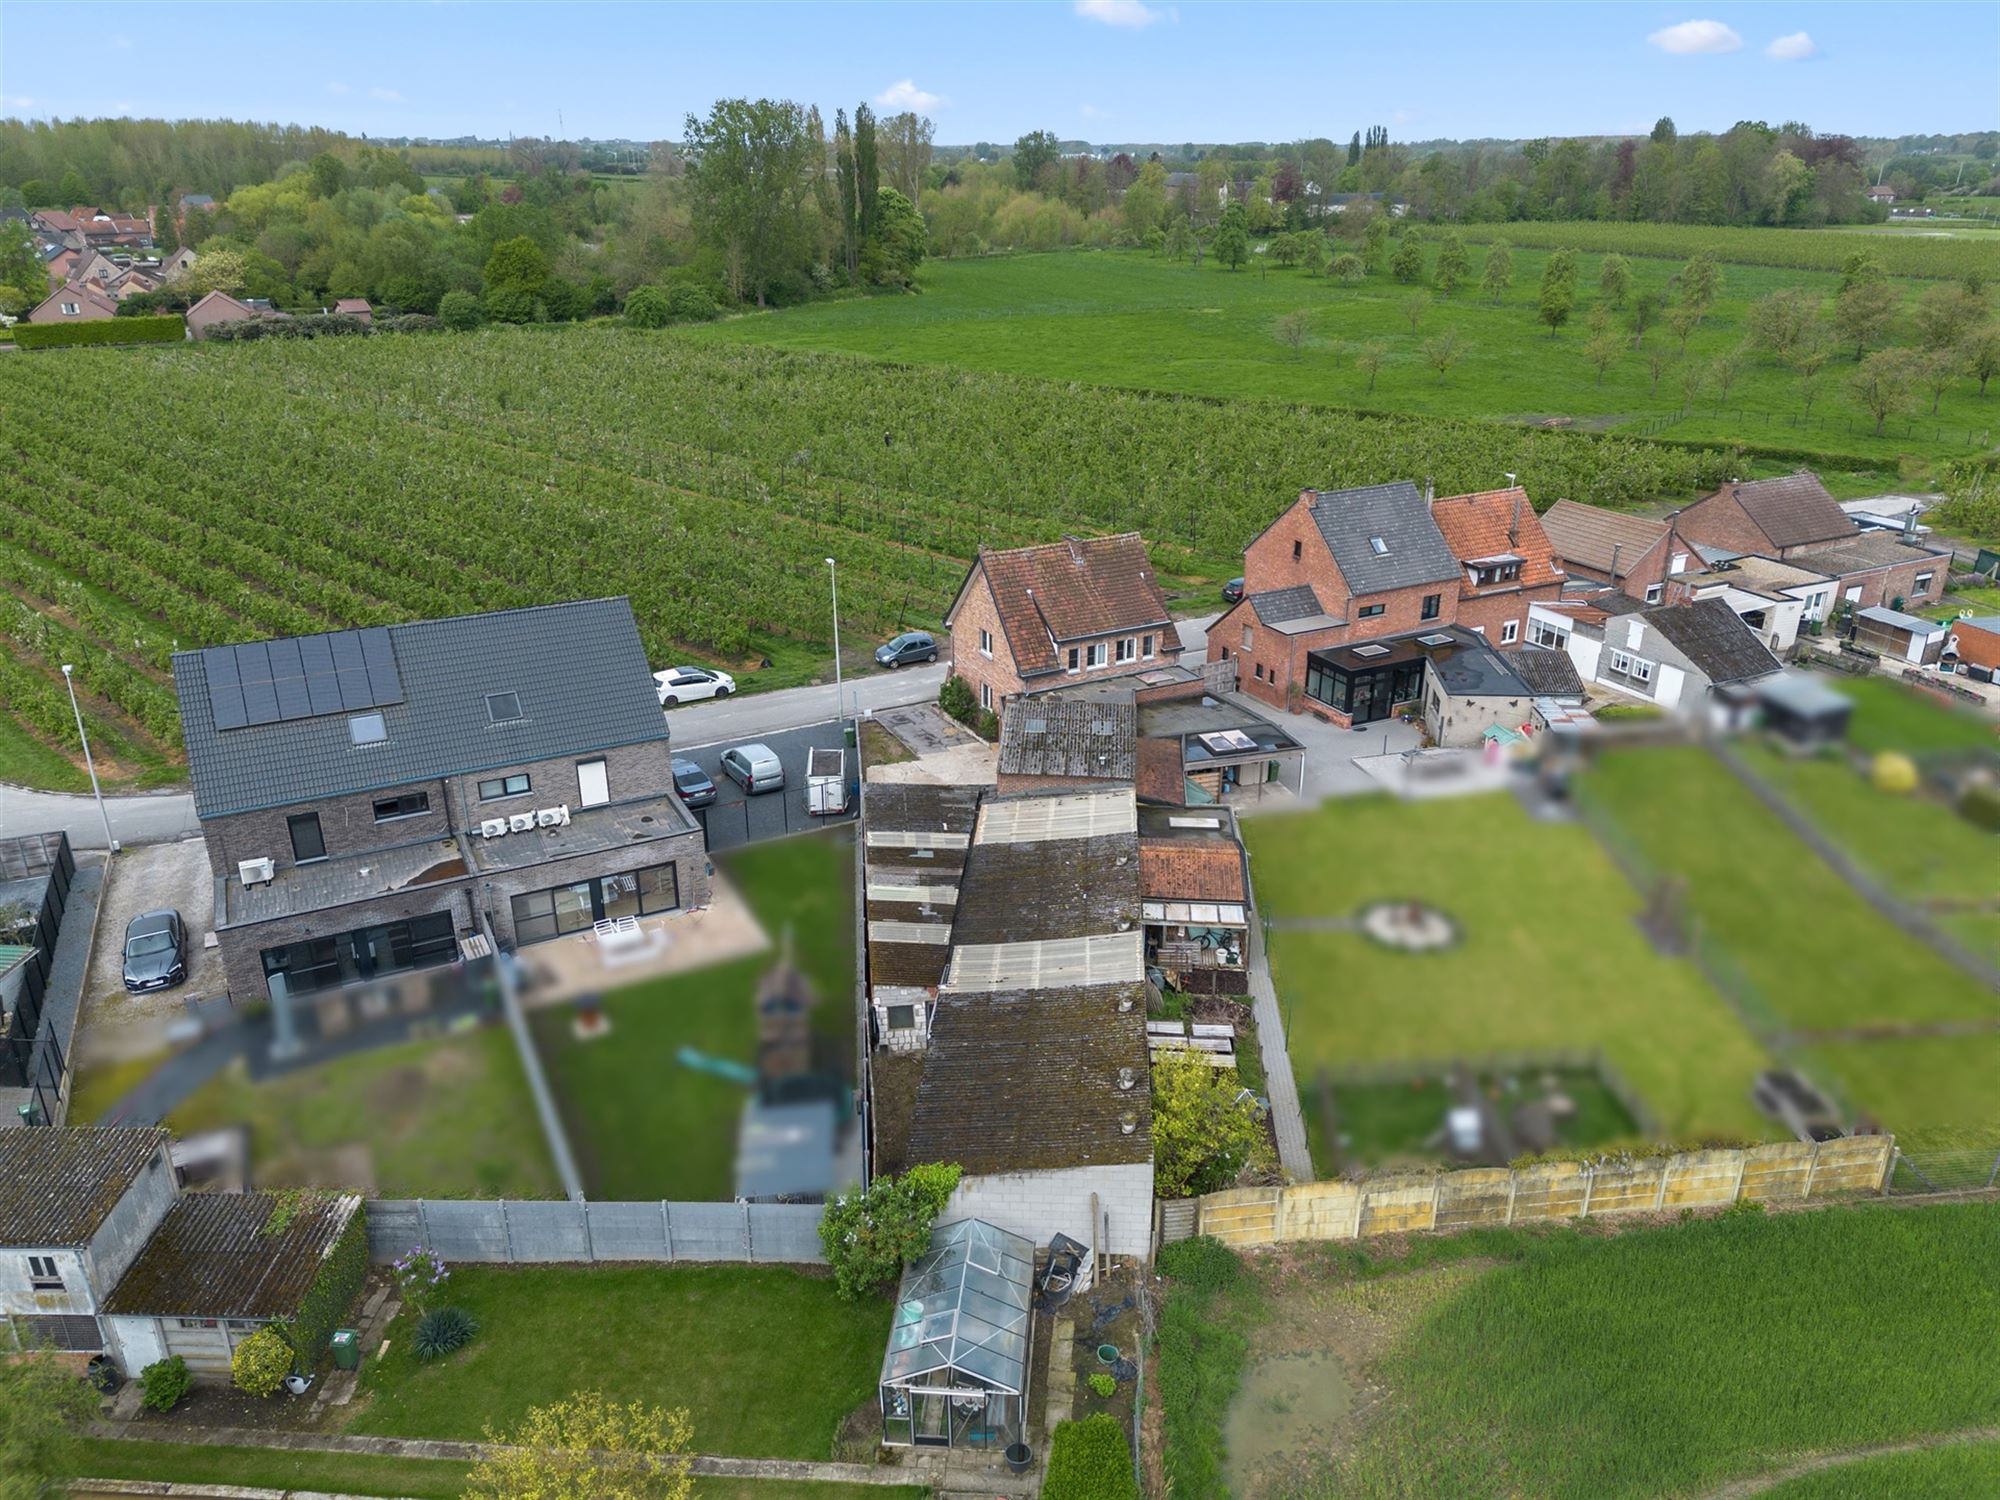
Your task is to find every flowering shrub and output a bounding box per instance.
[392,1246,450,1312]
[231,1326,293,1397]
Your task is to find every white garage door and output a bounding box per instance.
[162,1318,264,1375]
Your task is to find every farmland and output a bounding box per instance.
[692,248,1996,464]
[1448,219,1995,279]
[0,329,1761,789]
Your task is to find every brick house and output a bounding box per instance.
[1536,596,1782,711]
[185,289,264,338]
[1427,486,1567,644]
[1945,615,2000,677]
[26,279,119,324]
[171,599,709,1023]
[1539,499,1703,602]
[943,534,1180,717]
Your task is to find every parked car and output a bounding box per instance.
[122,909,187,993]
[654,666,736,706]
[1223,577,1245,604]
[875,631,938,669]
[720,743,785,794]
[672,756,717,809]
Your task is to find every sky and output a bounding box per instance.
[2,2,1993,145]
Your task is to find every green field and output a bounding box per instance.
[1757,1442,2000,1499]
[1583,746,2000,1138]
[1832,673,2000,756]
[692,249,1992,463]
[536,830,856,1200]
[352,1264,885,1461]
[1243,793,1774,1160]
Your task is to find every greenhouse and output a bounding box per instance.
[879,1218,1035,1450]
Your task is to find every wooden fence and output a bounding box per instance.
[1169,1135,1896,1249]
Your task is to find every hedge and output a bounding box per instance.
[1043,1414,1139,1500]
[283,1198,369,1370]
[12,315,184,350]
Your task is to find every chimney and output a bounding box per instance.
[1509,492,1522,547]
[1301,488,1318,509]
[1609,542,1623,580]
[1065,535,1085,566]
[1904,504,1919,542]
[1423,476,1434,509]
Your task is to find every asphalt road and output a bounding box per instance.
[674,720,859,854]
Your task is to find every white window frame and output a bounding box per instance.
[27,1255,63,1290]
[1085,642,1108,669]
[1644,583,1664,604]
[1142,634,1156,659]
[978,628,993,658]
[1115,637,1136,664]
[60,301,80,316]
[577,758,610,808]
[1915,573,1934,594]
[1530,619,1568,650]
[1500,619,1519,645]
[979,681,993,710]
[1609,650,1654,683]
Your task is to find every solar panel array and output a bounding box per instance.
[203,628,404,731]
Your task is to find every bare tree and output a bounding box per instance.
[1353,339,1389,394]
[1275,308,1312,358]
[1711,346,1746,409]
[1422,328,1468,382]
[1401,292,1431,335]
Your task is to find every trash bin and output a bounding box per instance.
[330,1329,361,1371]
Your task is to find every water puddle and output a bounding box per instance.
[1223,1348,1354,1499]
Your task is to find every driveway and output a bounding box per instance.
[78,837,228,1065]
[674,721,859,853]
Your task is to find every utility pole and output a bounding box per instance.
[62,665,117,852]
[826,558,844,728]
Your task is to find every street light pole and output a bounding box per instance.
[825,558,844,727]
[61,664,117,852]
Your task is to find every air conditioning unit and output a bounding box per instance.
[535,804,571,829]
[508,813,536,833]
[238,857,276,886]
[479,818,509,839]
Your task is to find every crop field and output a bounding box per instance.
[1447,219,1995,279]
[693,249,1994,463]
[0,329,1763,790]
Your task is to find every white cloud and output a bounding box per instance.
[111,101,133,115]
[1076,0,1162,28]
[369,86,404,103]
[876,79,944,112]
[1766,30,1818,59]
[7,96,33,111]
[327,80,351,96]
[1647,19,1743,54]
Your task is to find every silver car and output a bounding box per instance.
[720,743,785,794]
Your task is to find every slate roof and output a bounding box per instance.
[1786,534,1946,580]
[1429,487,1565,591]
[0,1128,167,1247]
[1644,599,1784,685]
[1302,482,1462,596]
[1511,647,1586,699]
[1538,500,1669,578]
[102,1191,361,1319]
[174,598,668,820]
[952,534,1180,679]
[903,982,1151,1174]
[1710,473,1852,551]
[1248,585,1325,625]
[1138,839,1247,903]
[997,699,1136,781]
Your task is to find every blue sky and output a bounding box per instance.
[2,3,1992,144]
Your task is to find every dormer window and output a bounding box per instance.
[486,691,523,724]
[1368,536,1389,555]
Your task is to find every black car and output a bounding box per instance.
[1223,577,1245,604]
[122,909,187,993]
[874,630,938,669]
[672,756,717,808]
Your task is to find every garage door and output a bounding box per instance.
[162,1318,238,1375]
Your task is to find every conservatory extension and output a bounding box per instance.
[879,1218,1035,1450]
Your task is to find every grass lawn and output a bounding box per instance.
[1737,740,2000,967]
[350,1264,886,1461]
[1243,793,1773,1161]
[536,830,856,1201]
[1757,1442,2000,1499]
[170,1026,558,1199]
[689,249,1989,468]
[1333,1067,1638,1168]
[1332,1201,2000,1499]
[1830,674,2000,757]
[64,1050,167,1125]
[1803,1035,2000,1150]
[1920,582,2000,622]
[1583,747,1999,1134]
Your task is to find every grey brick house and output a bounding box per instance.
[172,599,709,1010]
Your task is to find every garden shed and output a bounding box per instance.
[879,1218,1034,1451]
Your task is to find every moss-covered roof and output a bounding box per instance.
[101,1190,360,1319]
[0,1128,168,1247]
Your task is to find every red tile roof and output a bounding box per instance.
[1135,737,1186,805]
[1709,472,1851,551]
[957,533,1181,678]
[1429,487,1565,592]
[1139,839,1247,902]
[1538,500,1670,578]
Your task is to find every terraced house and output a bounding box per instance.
[172,599,709,1034]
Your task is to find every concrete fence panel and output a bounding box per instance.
[1738,1142,1818,1204]
[1279,1181,1363,1241]
[1195,1187,1282,1247]
[1810,1136,1899,1193]
[1357,1176,1439,1237]
[362,1199,827,1266]
[505,1201,594,1261]
[1510,1161,1589,1222]
[748,1204,829,1263]
[425,1200,513,1262]
[1660,1150,1748,1210]
[1433,1168,1513,1231]
[1581,1159,1666,1216]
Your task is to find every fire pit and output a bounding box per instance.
[1357,901,1458,953]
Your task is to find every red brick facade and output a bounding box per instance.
[945,574,1018,715]
[1947,619,2000,673]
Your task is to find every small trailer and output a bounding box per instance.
[806,746,849,816]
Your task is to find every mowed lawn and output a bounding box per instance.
[1337,1201,2000,1500]
[690,248,1989,465]
[1584,747,2000,1136]
[1759,1442,2000,1500]
[1833,673,2000,757]
[535,830,856,1201]
[350,1264,885,1461]
[1243,793,1772,1153]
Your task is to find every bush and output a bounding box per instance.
[391,1244,450,1313]
[437,290,483,331]
[1043,1414,1138,1500]
[14,315,183,349]
[1156,1235,1241,1294]
[624,285,671,329]
[666,284,719,322]
[412,1305,479,1362]
[1152,1049,1271,1197]
[138,1355,192,1413]
[817,1162,962,1300]
[484,286,542,324]
[231,1327,293,1397]
[1959,780,2000,832]
[939,673,977,726]
[1087,1371,1117,1398]
[376,313,443,334]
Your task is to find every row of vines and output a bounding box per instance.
[1451,220,1991,280]
[2,328,1759,782]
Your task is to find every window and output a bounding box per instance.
[372,791,430,822]
[348,712,386,746]
[1358,603,1386,619]
[1915,572,1935,593]
[1421,593,1441,621]
[1254,663,1265,681]
[60,301,80,316]
[978,628,993,658]
[260,910,456,998]
[1066,647,1080,674]
[1291,539,1303,561]
[1085,642,1108,669]
[485,692,523,724]
[1115,637,1136,663]
[287,812,326,863]
[1531,618,1568,650]
[1608,650,1654,683]
[27,1255,63,1291]
[511,863,680,944]
[980,681,993,710]
[1241,626,1254,651]
[1501,620,1519,645]
[1142,634,1155,659]
[577,758,610,808]
[1644,583,1664,604]
[479,773,531,800]
[1369,536,1389,555]
[886,1004,916,1030]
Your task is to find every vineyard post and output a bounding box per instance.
[62,664,118,852]
[826,557,845,728]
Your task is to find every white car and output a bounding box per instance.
[653,665,737,707]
